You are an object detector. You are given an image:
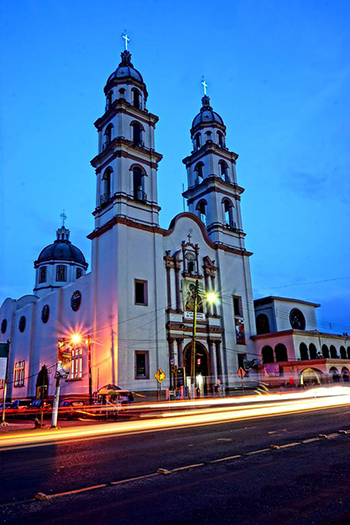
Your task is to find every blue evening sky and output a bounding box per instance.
[0,0,349,333]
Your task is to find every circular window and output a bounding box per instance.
[289,308,306,330]
[1,319,7,334]
[19,316,26,333]
[41,304,50,324]
[71,290,82,312]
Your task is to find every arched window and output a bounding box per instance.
[256,313,270,335]
[300,342,309,360]
[217,131,224,147]
[106,91,113,110]
[322,344,329,358]
[219,161,229,181]
[104,124,113,148]
[194,133,201,150]
[194,162,204,184]
[185,252,197,275]
[275,344,288,362]
[131,122,144,147]
[56,265,67,282]
[39,266,47,284]
[330,345,338,358]
[119,88,126,96]
[309,343,317,359]
[347,347,350,359]
[76,268,83,279]
[222,199,235,228]
[205,131,212,142]
[133,167,146,201]
[340,346,346,359]
[132,89,141,109]
[197,200,207,225]
[262,345,274,364]
[101,168,112,204]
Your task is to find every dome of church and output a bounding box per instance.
[106,50,144,85]
[35,227,88,268]
[191,96,224,130]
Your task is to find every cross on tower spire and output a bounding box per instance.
[201,77,208,96]
[121,31,131,51]
[60,209,67,227]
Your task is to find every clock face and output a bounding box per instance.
[289,308,306,330]
[41,305,50,324]
[71,291,82,312]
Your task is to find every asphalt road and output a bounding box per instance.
[2,405,350,524]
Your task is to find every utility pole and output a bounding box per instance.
[190,280,199,398]
[50,373,62,429]
[86,335,92,405]
[0,340,11,427]
[50,338,72,429]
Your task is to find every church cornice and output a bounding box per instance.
[165,212,253,257]
[183,143,238,166]
[94,99,159,130]
[93,192,161,218]
[88,211,252,257]
[91,137,163,169]
[87,215,166,240]
[183,177,245,202]
[104,77,148,97]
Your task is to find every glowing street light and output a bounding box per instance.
[71,333,82,345]
[206,291,218,304]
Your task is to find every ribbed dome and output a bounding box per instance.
[191,95,224,130]
[35,226,88,269]
[36,242,87,266]
[106,50,144,85]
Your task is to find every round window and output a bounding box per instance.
[41,305,50,324]
[19,316,26,333]
[289,308,306,330]
[1,319,7,334]
[71,290,82,312]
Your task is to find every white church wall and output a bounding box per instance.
[115,224,168,391]
[273,299,318,332]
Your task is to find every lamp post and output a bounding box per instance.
[51,333,81,429]
[86,335,92,405]
[190,283,218,398]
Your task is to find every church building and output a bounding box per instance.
[1,44,349,401]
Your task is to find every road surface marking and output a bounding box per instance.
[245,448,270,456]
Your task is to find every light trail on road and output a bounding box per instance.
[1,388,350,451]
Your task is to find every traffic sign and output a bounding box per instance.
[237,367,246,379]
[155,368,166,384]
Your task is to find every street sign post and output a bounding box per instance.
[155,368,166,384]
[155,368,166,402]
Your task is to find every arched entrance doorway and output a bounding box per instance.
[36,365,49,399]
[184,342,209,395]
[300,368,322,387]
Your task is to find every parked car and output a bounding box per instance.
[11,399,32,410]
[27,399,53,418]
[59,399,85,419]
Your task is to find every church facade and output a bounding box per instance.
[1,48,349,401]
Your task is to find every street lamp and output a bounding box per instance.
[71,333,82,345]
[190,283,218,398]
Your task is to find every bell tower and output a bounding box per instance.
[182,82,246,250]
[91,38,162,230]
